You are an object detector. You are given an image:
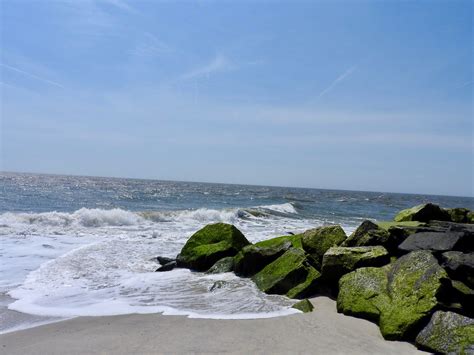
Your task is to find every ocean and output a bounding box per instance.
[1,172,473,334]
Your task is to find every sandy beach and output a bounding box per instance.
[0,297,424,354]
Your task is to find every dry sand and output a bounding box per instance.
[0,297,425,354]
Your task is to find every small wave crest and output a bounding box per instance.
[0,203,299,229]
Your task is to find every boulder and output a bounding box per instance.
[292,299,314,313]
[442,251,474,288]
[415,311,474,354]
[394,203,450,223]
[398,231,472,253]
[176,223,251,271]
[301,225,346,269]
[234,235,300,277]
[342,220,395,250]
[206,257,235,274]
[156,261,177,272]
[468,212,474,224]
[377,221,426,230]
[252,248,321,299]
[337,251,448,340]
[157,256,175,265]
[446,208,471,223]
[321,246,390,282]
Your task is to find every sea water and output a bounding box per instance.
[1,172,472,333]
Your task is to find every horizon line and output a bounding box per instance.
[1,169,473,200]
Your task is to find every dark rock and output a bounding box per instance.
[292,299,314,313]
[321,246,390,282]
[176,223,251,271]
[301,225,347,269]
[442,251,474,288]
[394,203,450,223]
[415,311,474,354]
[209,280,229,292]
[156,261,177,272]
[342,220,396,250]
[206,257,235,274]
[251,248,321,299]
[157,256,175,265]
[234,236,297,277]
[398,231,472,253]
[337,251,449,340]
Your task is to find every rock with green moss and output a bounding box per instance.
[234,235,302,277]
[394,203,450,223]
[292,299,314,313]
[252,248,321,299]
[206,257,235,274]
[337,251,448,340]
[415,311,474,354]
[176,223,250,271]
[342,220,397,250]
[377,221,426,230]
[447,208,471,223]
[468,212,474,224]
[338,267,390,321]
[321,246,390,282]
[301,225,346,269]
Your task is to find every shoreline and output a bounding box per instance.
[0,296,425,354]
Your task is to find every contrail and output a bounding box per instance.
[0,63,64,88]
[317,65,357,98]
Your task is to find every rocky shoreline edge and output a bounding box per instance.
[156,203,474,354]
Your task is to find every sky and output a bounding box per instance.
[0,0,472,197]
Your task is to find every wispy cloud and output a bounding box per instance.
[317,65,357,99]
[180,54,235,80]
[99,0,136,14]
[0,63,64,88]
[131,32,173,58]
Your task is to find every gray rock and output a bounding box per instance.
[442,251,474,288]
[398,231,472,253]
[416,311,474,354]
[206,257,235,274]
[157,256,175,265]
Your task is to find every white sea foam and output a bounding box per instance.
[1,203,355,332]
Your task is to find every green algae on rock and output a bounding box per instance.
[301,225,346,269]
[394,203,450,223]
[447,208,471,224]
[415,311,474,354]
[251,248,321,299]
[176,223,250,271]
[292,299,314,313]
[321,246,390,282]
[337,251,448,340]
[233,235,300,277]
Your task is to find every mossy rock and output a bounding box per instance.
[292,299,314,313]
[321,246,390,283]
[337,251,449,341]
[233,235,300,277]
[447,208,471,223]
[301,225,347,269]
[252,248,321,299]
[338,267,390,322]
[415,311,474,354]
[468,212,474,224]
[394,203,450,223]
[176,223,250,271]
[206,257,235,274]
[342,220,396,250]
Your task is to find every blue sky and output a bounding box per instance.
[1,0,472,196]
